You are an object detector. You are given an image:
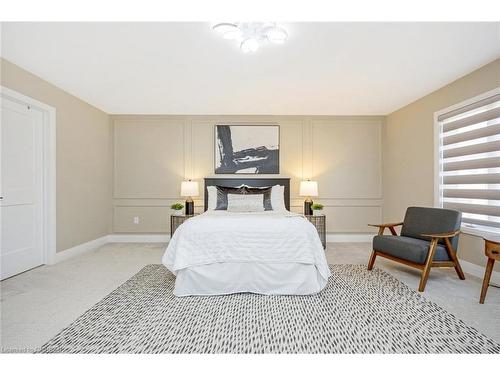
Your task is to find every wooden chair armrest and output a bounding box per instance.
[368,222,403,236]
[368,222,403,228]
[421,230,460,239]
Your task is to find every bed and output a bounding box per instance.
[162,178,331,296]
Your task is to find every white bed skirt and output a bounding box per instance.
[173,262,328,297]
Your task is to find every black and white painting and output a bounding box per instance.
[215,125,279,174]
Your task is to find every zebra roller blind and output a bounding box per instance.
[437,91,500,235]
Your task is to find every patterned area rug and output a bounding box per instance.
[37,264,500,354]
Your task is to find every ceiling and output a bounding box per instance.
[1,22,499,115]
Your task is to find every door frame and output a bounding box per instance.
[1,86,56,265]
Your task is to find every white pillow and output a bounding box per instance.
[271,185,286,211]
[207,184,286,211]
[236,183,286,212]
[207,186,217,210]
[227,194,265,212]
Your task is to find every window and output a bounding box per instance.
[435,89,500,236]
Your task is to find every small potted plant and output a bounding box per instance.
[171,202,184,216]
[311,203,324,216]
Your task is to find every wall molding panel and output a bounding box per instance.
[112,115,383,234]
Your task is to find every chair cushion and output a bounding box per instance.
[373,235,451,265]
[401,207,462,250]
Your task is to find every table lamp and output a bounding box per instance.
[299,180,318,215]
[181,180,199,215]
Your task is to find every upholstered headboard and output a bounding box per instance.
[204,178,291,211]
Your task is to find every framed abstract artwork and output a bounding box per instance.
[214,124,279,174]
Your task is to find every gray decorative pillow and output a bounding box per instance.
[215,186,245,210]
[242,186,273,211]
[215,185,273,211]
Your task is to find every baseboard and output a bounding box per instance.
[107,234,170,243]
[460,259,500,286]
[54,235,108,263]
[327,234,374,243]
[54,234,169,263]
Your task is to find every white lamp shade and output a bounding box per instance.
[181,180,199,197]
[299,180,318,197]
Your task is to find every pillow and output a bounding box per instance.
[241,186,273,211]
[215,185,273,210]
[235,183,284,211]
[227,193,265,212]
[207,186,217,210]
[215,186,245,210]
[271,185,287,211]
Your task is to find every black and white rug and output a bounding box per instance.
[37,264,500,354]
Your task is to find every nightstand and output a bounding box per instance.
[170,214,198,236]
[305,214,326,249]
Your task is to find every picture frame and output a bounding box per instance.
[214,124,280,174]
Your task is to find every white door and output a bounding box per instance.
[1,96,44,280]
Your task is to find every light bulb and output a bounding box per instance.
[240,38,259,53]
[266,26,288,44]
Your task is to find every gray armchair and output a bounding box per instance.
[367,207,465,292]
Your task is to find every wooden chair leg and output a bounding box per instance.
[368,227,384,271]
[419,239,438,292]
[480,258,495,304]
[453,259,466,280]
[444,238,465,280]
[368,250,377,270]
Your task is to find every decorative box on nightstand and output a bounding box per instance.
[305,214,326,249]
[170,214,198,236]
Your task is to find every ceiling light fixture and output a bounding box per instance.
[212,22,288,53]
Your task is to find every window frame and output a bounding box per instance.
[434,87,500,238]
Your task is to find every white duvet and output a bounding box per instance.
[162,210,331,282]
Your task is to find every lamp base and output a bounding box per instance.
[185,200,194,215]
[304,199,313,215]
